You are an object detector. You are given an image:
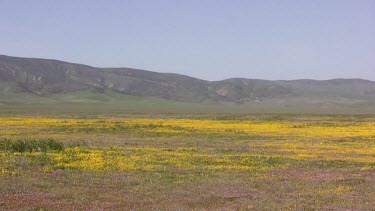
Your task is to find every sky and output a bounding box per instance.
[0,0,374,81]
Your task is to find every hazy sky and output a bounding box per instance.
[1,0,374,81]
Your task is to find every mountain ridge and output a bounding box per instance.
[1,54,373,83]
[1,54,375,107]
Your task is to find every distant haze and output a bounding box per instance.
[1,0,374,81]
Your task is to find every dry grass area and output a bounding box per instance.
[1,115,375,210]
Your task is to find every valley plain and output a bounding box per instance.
[1,55,375,210]
[1,112,375,210]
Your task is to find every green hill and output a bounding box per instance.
[1,54,375,114]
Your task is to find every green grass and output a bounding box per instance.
[2,90,375,116]
[0,139,64,153]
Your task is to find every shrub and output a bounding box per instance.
[0,138,64,153]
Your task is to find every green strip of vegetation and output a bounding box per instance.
[0,139,65,153]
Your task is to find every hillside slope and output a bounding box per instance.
[1,54,375,110]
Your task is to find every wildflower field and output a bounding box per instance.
[1,115,375,210]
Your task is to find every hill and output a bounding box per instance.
[1,54,375,114]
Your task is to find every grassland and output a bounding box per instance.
[3,90,375,115]
[1,115,375,210]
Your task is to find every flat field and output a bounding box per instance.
[1,114,375,210]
